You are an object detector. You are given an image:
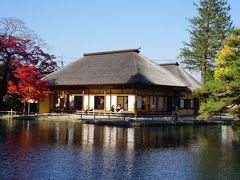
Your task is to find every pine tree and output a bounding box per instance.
[179,0,233,83]
[194,28,240,120]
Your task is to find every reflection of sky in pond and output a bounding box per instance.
[0,119,240,179]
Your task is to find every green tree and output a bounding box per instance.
[179,0,233,83]
[194,28,240,120]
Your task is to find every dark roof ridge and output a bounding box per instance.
[83,48,140,56]
[159,62,179,66]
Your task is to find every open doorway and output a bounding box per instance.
[94,96,104,110]
[74,96,83,110]
[141,96,149,111]
[117,96,128,111]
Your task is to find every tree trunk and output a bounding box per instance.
[0,58,11,110]
[201,61,207,83]
[0,94,4,110]
[23,103,26,115]
[0,69,8,109]
[28,102,30,115]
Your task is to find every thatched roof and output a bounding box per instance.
[45,49,201,90]
[159,63,201,90]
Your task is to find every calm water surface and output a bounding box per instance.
[1,119,240,179]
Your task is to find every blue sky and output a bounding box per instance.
[1,0,240,67]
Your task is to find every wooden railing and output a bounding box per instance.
[72,110,177,121]
[0,109,204,121]
[0,110,17,118]
[0,110,37,119]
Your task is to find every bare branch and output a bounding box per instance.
[0,17,47,48]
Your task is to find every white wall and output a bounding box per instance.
[106,95,111,111]
[69,95,74,109]
[112,95,117,108]
[128,95,135,112]
[83,94,135,112]
[84,95,88,110]
[89,95,94,110]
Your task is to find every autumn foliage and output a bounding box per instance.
[0,35,57,75]
[8,60,51,103]
[0,34,57,109]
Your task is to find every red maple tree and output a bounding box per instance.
[7,60,51,103]
[0,35,57,109]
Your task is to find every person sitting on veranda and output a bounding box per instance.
[84,107,93,115]
[110,105,115,112]
[116,104,121,112]
[119,107,123,112]
[116,104,123,113]
[84,107,89,115]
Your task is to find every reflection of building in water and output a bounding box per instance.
[33,122,202,149]
[102,126,118,175]
[52,122,84,146]
[103,126,117,147]
[93,125,104,147]
[82,124,95,146]
[102,126,134,149]
[51,122,78,145]
[5,119,16,133]
[58,123,68,144]
[127,128,135,150]
[55,122,60,142]
[67,123,74,145]
[126,128,135,173]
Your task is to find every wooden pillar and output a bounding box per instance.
[66,94,70,111]
[195,98,199,115]
[82,90,84,112]
[28,102,30,115]
[49,94,51,112]
[23,103,26,115]
[155,89,158,112]
[148,96,150,113]
[153,88,155,113]
[134,89,138,117]
[54,91,58,109]
[110,89,112,111]
[104,90,106,113]
[88,89,90,110]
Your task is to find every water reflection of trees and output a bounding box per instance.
[2,120,240,179]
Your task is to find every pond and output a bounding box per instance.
[0,119,240,179]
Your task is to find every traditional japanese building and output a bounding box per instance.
[39,48,201,115]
